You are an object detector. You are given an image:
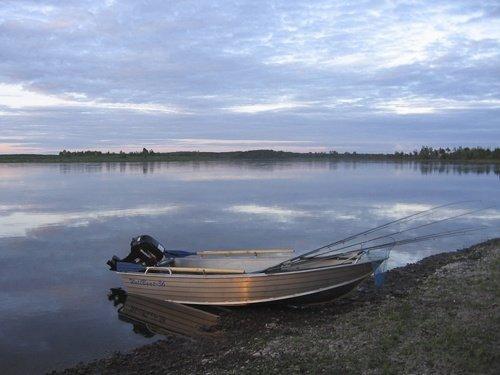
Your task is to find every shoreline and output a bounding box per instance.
[54,238,500,374]
[2,158,499,168]
[1,150,499,164]
[2,159,499,165]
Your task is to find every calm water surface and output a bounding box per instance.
[0,161,498,374]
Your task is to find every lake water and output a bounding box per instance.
[0,161,498,374]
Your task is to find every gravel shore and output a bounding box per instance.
[54,239,499,374]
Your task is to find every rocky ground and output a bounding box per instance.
[55,239,499,374]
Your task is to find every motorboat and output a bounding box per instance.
[106,202,483,306]
[107,235,385,306]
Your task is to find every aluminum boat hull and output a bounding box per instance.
[117,261,375,306]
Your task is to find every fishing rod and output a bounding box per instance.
[302,200,476,258]
[263,218,487,274]
[305,205,491,260]
[264,226,486,273]
[349,226,486,254]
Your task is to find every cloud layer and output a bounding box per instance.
[0,0,499,152]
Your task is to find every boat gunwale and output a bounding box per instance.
[116,256,384,279]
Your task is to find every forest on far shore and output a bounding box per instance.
[0,146,499,163]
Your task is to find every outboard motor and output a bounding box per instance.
[107,235,172,271]
[126,235,165,264]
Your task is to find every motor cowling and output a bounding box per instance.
[107,235,170,271]
[124,235,166,265]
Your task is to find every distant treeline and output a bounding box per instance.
[392,146,500,161]
[0,146,499,163]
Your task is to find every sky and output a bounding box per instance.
[0,0,499,154]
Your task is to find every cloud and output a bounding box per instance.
[372,203,433,219]
[227,204,312,222]
[225,204,358,223]
[371,203,500,221]
[375,97,500,115]
[321,211,358,220]
[225,101,310,113]
[169,138,312,146]
[0,83,182,114]
[0,205,180,237]
[0,0,499,152]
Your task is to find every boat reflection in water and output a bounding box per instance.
[108,288,219,338]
